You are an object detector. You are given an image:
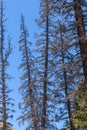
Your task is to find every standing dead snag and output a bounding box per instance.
[0,1,14,130]
[73,0,87,80]
[18,15,37,130]
[36,0,59,129]
[60,29,75,130]
[41,1,49,130]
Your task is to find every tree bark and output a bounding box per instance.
[73,0,87,80]
[2,62,6,130]
[0,1,6,130]
[24,32,37,130]
[41,1,49,129]
[60,31,75,130]
[25,40,37,130]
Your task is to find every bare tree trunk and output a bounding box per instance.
[73,0,87,80]
[41,2,49,130]
[24,36,37,130]
[25,42,37,130]
[60,31,75,130]
[2,62,6,130]
[0,1,6,129]
[19,16,38,130]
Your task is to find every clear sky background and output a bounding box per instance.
[4,0,39,130]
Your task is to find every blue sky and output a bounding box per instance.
[4,0,39,130]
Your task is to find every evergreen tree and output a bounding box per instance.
[18,15,38,130]
[72,81,87,129]
[18,0,87,129]
[36,0,58,129]
[49,1,83,129]
[0,1,14,130]
[60,0,87,128]
[73,0,87,80]
[52,20,77,130]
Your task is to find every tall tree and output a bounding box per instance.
[0,1,14,130]
[72,80,87,129]
[49,1,83,129]
[73,0,87,81]
[18,15,37,130]
[55,0,87,129]
[52,19,77,129]
[41,1,49,129]
[60,26,75,130]
[36,0,87,129]
[36,0,58,129]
